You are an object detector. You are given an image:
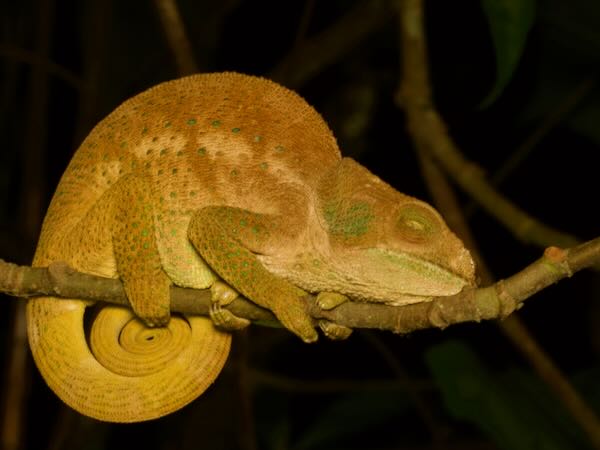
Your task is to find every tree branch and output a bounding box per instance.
[1,237,598,333]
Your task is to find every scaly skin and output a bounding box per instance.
[27,72,475,423]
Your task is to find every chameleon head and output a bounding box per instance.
[315,158,476,304]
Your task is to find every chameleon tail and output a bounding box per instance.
[26,297,230,422]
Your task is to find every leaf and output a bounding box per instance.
[425,340,592,450]
[480,0,536,107]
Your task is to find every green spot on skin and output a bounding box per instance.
[190,191,196,197]
[164,121,172,128]
[132,222,140,228]
[231,169,238,176]
[197,147,206,155]
[160,148,167,156]
[170,229,177,236]
[260,162,268,170]
[232,127,241,133]
[142,126,148,135]
[170,192,177,198]
[120,141,127,148]
[254,135,262,142]
[275,145,286,153]
[240,219,247,226]
[211,120,221,127]
[324,201,374,237]
[143,242,149,249]
[187,118,197,125]
[141,229,149,237]
[251,226,259,234]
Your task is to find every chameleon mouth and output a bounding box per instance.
[360,248,472,298]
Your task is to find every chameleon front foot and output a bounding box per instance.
[209,281,250,331]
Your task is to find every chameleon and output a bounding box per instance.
[27,72,475,423]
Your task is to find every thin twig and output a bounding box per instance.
[292,0,316,49]
[492,76,596,186]
[0,43,83,89]
[153,0,198,75]
[270,0,391,88]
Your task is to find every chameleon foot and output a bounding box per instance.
[209,281,250,331]
[316,292,352,340]
[318,320,353,340]
[270,293,318,343]
[316,292,349,310]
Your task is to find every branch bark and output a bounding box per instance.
[1,237,598,333]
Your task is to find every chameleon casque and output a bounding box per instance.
[27,72,475,422]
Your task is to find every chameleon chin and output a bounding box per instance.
[27,72,475,422]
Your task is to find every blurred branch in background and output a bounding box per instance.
[270,0,390,88]
[394,0,600,448]
[153,0,198,76]
[1,0,54,448]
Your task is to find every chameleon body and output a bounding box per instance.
[27,72,475,422]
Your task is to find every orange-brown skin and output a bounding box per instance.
[27,73,474,423]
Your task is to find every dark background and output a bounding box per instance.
[0,0,598,449]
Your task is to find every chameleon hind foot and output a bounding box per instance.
[209,280,250,331]
[316,292,353,340]
[318,320,353,340]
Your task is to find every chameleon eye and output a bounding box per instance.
[396,204,440,243]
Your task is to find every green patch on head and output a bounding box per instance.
[324,201,374,237]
